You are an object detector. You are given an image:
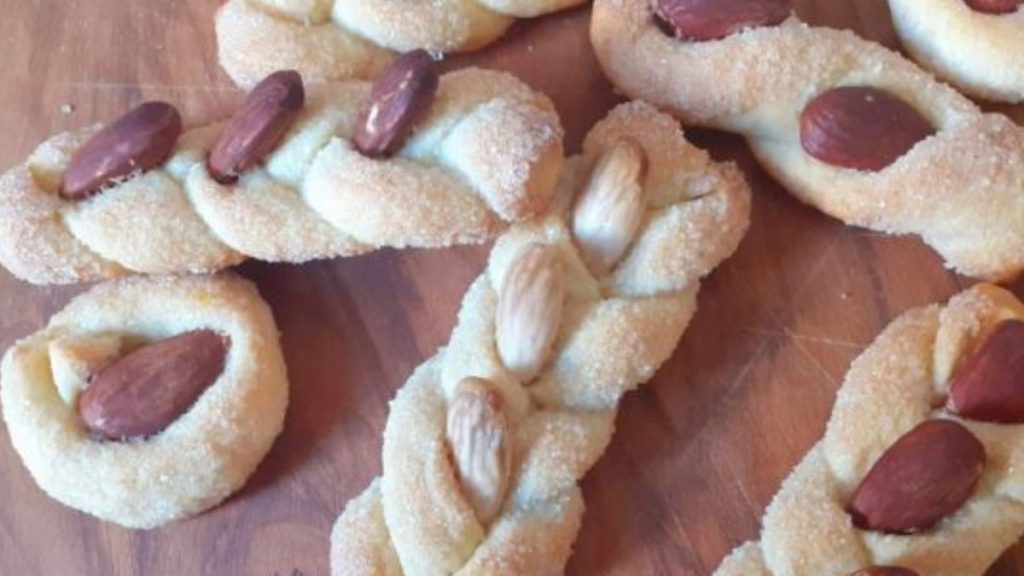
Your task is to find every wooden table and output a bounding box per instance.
[1,1,1022,574]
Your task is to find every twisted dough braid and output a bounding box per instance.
[216,0,589,89]
[888,0,1024,103]
[715,283,1024,576]
[329,102,750,575]
[591,0,1024,281]
[0,68,563,285]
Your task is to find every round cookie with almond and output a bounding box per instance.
[0,273,288,529]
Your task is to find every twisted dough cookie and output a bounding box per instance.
[715,283,1024,576]
[888,0,1024,103]
[0,273,288,529]
[591,0,1024,281]
[0,67,563,285]
[216,0,588,88]
[329,101,750,574]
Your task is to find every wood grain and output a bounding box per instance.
[0,1,1022,574]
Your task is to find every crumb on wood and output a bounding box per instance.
[58,103,75,115]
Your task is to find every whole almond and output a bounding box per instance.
[848,420,985,534]
[208,69,305,184]
[654,0,792,41]
[78,330,228,441]
[948,319,1024,424]
[353,49,438,158]
[800,86,935,171]
[573,138,647,275]
[446,377,511,525]
[964,0,1022,14]
[846,568,919,576]
[60,101,182,200]
[496,243,565,382]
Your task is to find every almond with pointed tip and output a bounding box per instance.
[446,377,511,525]
[948,319,1024,424]
[353,49,439,158]
[495,243,564,382]
[573,138,647,275]
[654,0,792,41]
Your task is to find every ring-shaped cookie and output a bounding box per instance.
[0,273,288,529]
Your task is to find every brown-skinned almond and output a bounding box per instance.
[654,0,792,41]
[208,69,305,184]
[800,86,935,171]
[60,101,182,200]
[848,420,985,534]
[78,330,229,441]
[353,49,439,158]
[964,0,1022,14]
[846,567,919,576]
[948,319,1024,424]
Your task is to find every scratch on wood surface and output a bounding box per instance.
[745,327,865,351]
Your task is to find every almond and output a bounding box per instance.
[446,377,511,525]
[208,69,305,184]
[353,49,439,158]
[60,101,182,200]
[846,568,919,576]
[948,319,1024,424]
[572,138,647,275]
[800,86,935,171]
[495,243,565,382]
[848,420,985,534]
[964,0,1022,14]
[654,0,792,41]
[78,330,229,441]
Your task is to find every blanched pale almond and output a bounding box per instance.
[496,243,564,382]
[948,319,1024,424]
[848,420,985,534]
[800,86,935,171]
[446,377,511,525]
[654,0,792,41]
[78,330,229,441]
[49,333,124,405]
[573,138,647,275]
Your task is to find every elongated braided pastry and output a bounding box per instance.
[715,283,1024,576]
[0,65,563,285]
[591,0,1024,282]
[216,0,588,89]
[888,0,1024,103]
[329,101,750,574]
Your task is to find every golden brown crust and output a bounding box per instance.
[888,0,1024,103]
[330,102,751,574]
[0,69,563,285]
[714,284,1024,576]
[591,0,1024,281]
[216,0,589,88]
[0,273,288,529]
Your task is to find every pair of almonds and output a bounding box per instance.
[78,330,228,441]
[60,49,439,197]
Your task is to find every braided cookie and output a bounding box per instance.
[715,283,1024,576]
[216,0,589,89]
[0,58,563,285]
[0,273,288,529]
[888,0,1024,103]
[591,0,1024,282]
[329,101,751,574]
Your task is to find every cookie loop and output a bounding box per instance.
[715,284,1024,575]
[330,102,752,574]
[0,273,288,529]
[0,68,563,285]
[592,0,1024,281]
[216,0,588,89]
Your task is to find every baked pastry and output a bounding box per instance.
[888,0,1024,103]
[0,272,288,529]
[591,0,1024,282]
[216,0,589,89]
[329,101,751,574]
[715,283,1024,576]
[0,56,563,285]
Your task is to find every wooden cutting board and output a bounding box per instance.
[1,1,1023,574]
